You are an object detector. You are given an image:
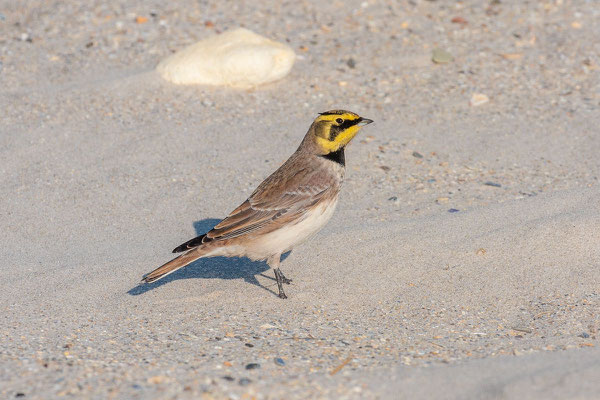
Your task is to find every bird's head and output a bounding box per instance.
[303,110,373,155]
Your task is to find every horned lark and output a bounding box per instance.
[142,110,373,298]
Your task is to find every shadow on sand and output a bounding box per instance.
[128,218,289,297]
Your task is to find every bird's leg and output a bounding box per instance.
[267,254,287,299]
[273,268,287,299]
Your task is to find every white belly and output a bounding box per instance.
[246,199,339,259]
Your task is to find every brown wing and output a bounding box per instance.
[205,158,338,242]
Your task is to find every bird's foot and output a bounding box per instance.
[279,271,293,285]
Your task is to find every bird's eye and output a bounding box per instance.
[336,118,344,124]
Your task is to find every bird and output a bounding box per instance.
[141,110,373,299]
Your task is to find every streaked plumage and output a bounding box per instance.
[141,110,373,298]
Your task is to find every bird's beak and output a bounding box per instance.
[358,117,374,126]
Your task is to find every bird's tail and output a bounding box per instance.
[141,248,209,284]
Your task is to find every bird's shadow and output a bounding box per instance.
[128,218,290,296]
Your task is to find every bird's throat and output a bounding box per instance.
[319,148,345,166]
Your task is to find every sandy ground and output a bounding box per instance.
[1,0,600,398]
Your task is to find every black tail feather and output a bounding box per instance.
[172,234,207,253]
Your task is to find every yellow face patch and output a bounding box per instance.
[312,111,371,153]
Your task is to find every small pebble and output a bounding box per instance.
[245,363,260,370]
[239,378,252,386]
[501,53,523,60]
[412,151,423,158]
[484,181,502,187]
[15,394,25,398]
[388,196,401,206]
[448,208,460,213]
[578,332,590,338]
[432,48,454,64]
[347,58,356,68]
[274,357,285,366]
[244,343,254,347]
[222,376,235,381]
[147,376,167,384]
[20,33,32,43]
[451,16,468,25]
[470,93,490,107]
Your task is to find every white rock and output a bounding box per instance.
[157,28,295,88]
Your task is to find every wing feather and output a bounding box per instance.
[205,164,336,241]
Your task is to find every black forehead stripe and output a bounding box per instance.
[319,110,347,116]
